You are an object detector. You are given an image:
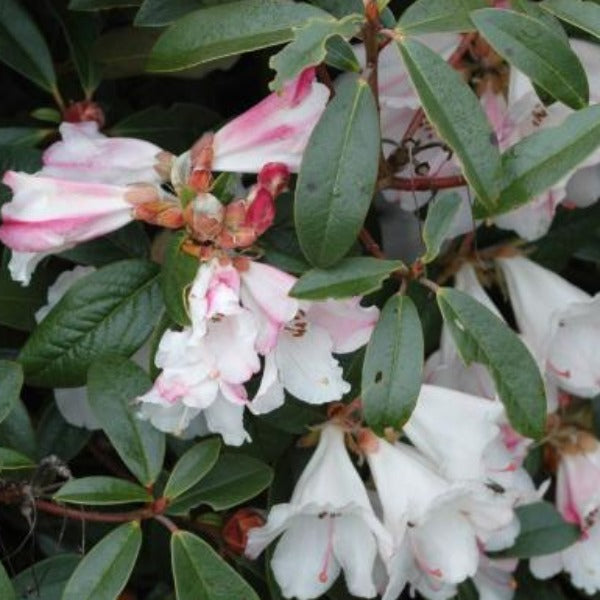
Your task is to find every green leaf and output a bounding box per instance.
[0,0,57,93]
[476,104,600,217]
[109,104,220,154]
[0,126,53,146]
[168,453,273,514]
[0,561,15,600]
[163,437,221,501]
[398,38,502,211]
[421,192,463,263]
[62,522,142,600]
[69,0,141,9]
[309,0,363,19]
[296,75,380,267]
[541,0,600,40]
[290,257,403,300]
[147,0,326,72]
[0,360,22,424]
[54,476,152,505]
[512,0,568,42]
[437,287,546,438]
[0,447,35,471]
[88,356,165,486]
[19,259,162,387]
[31,107,62,124]
[269,14,362,92]
[362,295,424,433]
[514,563,568,600]
[36,402,91,462]
[171,531,259,600]
[12,555,80,600]
[0,399,36,459]
[495,501,580,558]
[471,8,588,109]
[161,231,199,326]
[324,35,361,72]
[397,0,486,34]
[135,0,238,27]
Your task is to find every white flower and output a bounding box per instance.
[246,425,391,599]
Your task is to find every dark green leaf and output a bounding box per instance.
[514,563,568,600]
[309,0,362,19]
[161,231,199,326]
[496,501,580,558]
[296,75,380,267]
[19,260,162,387]
[362,295,423,433]
[397,0,486,34]
[69,0,141,9]
[0,0,57,92]
[147,0,326,72]
[36,402,91,462]
[171,531,259,600]
[437,287,546,438]
[0,562,15,600]
[476,104,600,217]
[269,14,362,91]
[398,38,502,211]
[0,360,22,424]
[12,555,80,600]
[0,127,53,146]
[54,476,152,505]
[88,356,165,486]
[471,8,588,109]
[0,399,36,459]
[168,453,273,514]
[61,522,142,600]
[0,447,35,471]
[290,257,403,300]
[135,0,238,27]
[163,437,221,501]
[421,192,463,262]
[324,35,361,72]
[512,0,568,42]
[541,0,600,39]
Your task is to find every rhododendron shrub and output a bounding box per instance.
[0,1,599,599]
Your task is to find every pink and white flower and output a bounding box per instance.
[497,255,600,397]
[0,172,164,284]
[531,433,600,594]
[40,121,167,185]
[211,68,329,173]
[246,424,392,600]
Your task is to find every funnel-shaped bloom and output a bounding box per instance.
[41,121,166,185]
[212,69,329,173]
[246,425,391,599]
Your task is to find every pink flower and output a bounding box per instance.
[0,171,163,284]
[41,122,167,185]
[531,433,600,594]
[211,68,329,173]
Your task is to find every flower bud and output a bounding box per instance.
[223,508,265,555]
[185,193,225,242]
[244,187,275,236]
[63,100,105,128]
[257,162,290,197]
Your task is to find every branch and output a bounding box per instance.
[34,499,155,523]
[380,174,467,191]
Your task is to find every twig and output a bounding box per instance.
[380,174,467,191]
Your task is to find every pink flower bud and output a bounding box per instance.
[244,188,275,236]
[257,162,290,197]
[63,100,105,128]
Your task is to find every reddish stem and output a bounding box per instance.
[35,499,154,523]
[382,174,467,191]
[359,228,386,259]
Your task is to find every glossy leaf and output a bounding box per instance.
[54,476,152,505]
[398,38,502,211]
[168,453,273,514]
[147,0,326,72]
[12,555,79,600]
[541,0,600,40]
[476,104,600,217]
[437,287,547,438]
[362,295,424,433]
[0,0,57,93]
[19,260,162,387]
[269,14,362,91]
[135,0,240,27]
[496,502,580,558]
[397,0,486,34]
[62,522,142,600]
[0,447,35,471]
[471,8,588,109]
[171,531,259,600]
[0,562,15,600]
[296,75,380,267]
[0,360,22,424]
[421,192,463,263]
[161,231,199,326]
[69,0,141,9]
[290,257,403,300]
[163,437,221,501]
[88,356,165,486]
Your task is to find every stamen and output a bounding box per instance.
[318,515,335,584]
[547,360,571,379]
